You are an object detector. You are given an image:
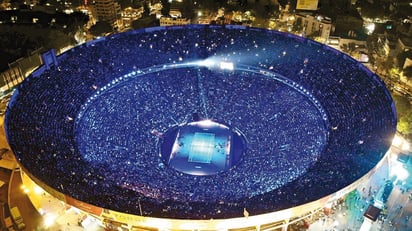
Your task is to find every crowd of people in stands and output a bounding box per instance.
[5,25,397,219]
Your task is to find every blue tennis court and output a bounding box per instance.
[189,132,215,164]
[163,120,244,176]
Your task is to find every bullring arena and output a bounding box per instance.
[4,25,397,230]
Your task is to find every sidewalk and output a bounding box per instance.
[8,170,104,231]
[309,149,412,231]
[8,170,43,230]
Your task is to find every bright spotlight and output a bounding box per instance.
[195,58,235,71]
[366,23,375,34]
[392,134,411,152]
[197,119,214,128]
[219,61,234,70]
[401,141,410,152]
[38,208,46,216]
[392,135,402,146]
[34,185,44,194]
[197,59,215,68]
[44,214,56,227]
[391,164,409,181]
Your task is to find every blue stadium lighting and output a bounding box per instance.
[195,59,215,68]
[192,57,234,71]
[203,59,216,68]
[194,119,226,128]
[4,25,397,221]
[161,120,246,176]
[219,61,234,70]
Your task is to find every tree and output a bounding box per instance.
[62,11,89,34]
[348,42,357,54]
[131,15,158,30]
[396,50,412,68]
[89,21,113,37]
[0,24,75,71]
[307,30,321,41]
[45,30,75,50]
[398,110,412,136]
[198,0,221,12]
[359,1,388,19]
[393,94,412,137]
[142,0,150,17]
[292,17,303,33]
[393,95,411,116]
[396,50,412,80]
[388,67,401,82]
[379,58,394,75]
[181,0,195,19]
[160,0,171,17]
[403,66,412,79]
[117,0,141,8]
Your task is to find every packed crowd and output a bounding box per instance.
[5,25,397,219]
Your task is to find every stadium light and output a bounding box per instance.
[392,134,411,152]
[390,163,409,182]
[195,58,234,71]
[198,119,214,127]
[219,61,234,71]
[402,141,410,152]
[20,184,29,193]
[38,208,45,215]
[43,214,57,228]
[34,185,43,194]
[197,59,215,68]
[366,23,375,34]
[392,135,402,147]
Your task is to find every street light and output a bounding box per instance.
[392,134,411,152]
[391,163,409,184]
[43,213,57,228]
[401,141,410,152]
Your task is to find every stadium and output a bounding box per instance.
[5,25,397,230]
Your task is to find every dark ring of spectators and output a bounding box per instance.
[5,24,397,219]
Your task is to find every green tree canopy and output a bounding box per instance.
[0,24,75,71]
[359,1,389,19]
[89,21,113,37]
[181,0,194,19]
[292,17,303,33]
[398,110,412,136]
[142,0,150,17]
[403,66,412,78]
[393,95,411,116]
[393,94,412,137]
[131,15,158,30]
[396,50,412,68]
[161,0,171,16]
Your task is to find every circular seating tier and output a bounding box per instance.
[5,25,397,219]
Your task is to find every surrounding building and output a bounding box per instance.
[295,13,332,43]
[159,16,190,26]
[121,6,144,28]
[93,0,122,29]
[397,36,412,53]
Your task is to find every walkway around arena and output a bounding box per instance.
[309,146,412,231]
[8,169,43,230]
